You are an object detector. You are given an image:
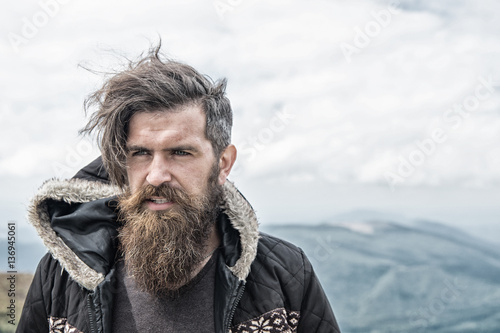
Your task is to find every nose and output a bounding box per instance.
[145,155,172,187]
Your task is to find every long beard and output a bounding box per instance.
[117,176,222,297]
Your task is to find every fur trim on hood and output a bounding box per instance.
[28,178,259,290]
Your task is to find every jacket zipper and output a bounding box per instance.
[225,282,245,333]
[87,293,98,333]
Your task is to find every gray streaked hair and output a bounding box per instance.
[80,44,233,189]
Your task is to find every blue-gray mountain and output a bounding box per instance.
[262,221,500,333]
[4,220,499,332]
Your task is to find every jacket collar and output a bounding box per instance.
[28,168,259,291]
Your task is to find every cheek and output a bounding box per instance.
[126,166,144,191]
[180,168,211,195]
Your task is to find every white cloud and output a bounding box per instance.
[0,0,499,226]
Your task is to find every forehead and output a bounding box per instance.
[127,104,207,141]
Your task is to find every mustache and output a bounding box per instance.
[120,183,193,210]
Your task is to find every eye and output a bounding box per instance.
[131,149,149,157]
[173,150,190,156]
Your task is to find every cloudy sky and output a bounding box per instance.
[1,0,499,244]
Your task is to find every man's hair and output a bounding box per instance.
[80,44,232,189]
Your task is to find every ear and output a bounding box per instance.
[217,144,237,185]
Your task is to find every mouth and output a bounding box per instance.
[145,197,174,211]
[149,198,170,204]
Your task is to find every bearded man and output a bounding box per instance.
[18,46,341,333]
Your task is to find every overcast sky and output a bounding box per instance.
[1,0,499,244]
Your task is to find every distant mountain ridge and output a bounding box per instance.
[3,220,499,332]
[262,220,500,333]
[0,239,46,273]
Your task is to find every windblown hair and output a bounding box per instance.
[80,44,232,189]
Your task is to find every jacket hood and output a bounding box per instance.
[28,157,260,291]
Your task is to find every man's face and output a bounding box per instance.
[125,104,219,206]
[117,104,230,296]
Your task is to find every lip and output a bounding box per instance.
[145,197,174,211]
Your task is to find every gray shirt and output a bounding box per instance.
[111,252,217,333]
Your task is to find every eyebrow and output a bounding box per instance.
[126,144,199,153]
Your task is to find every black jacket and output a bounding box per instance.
[18,158,340,333]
